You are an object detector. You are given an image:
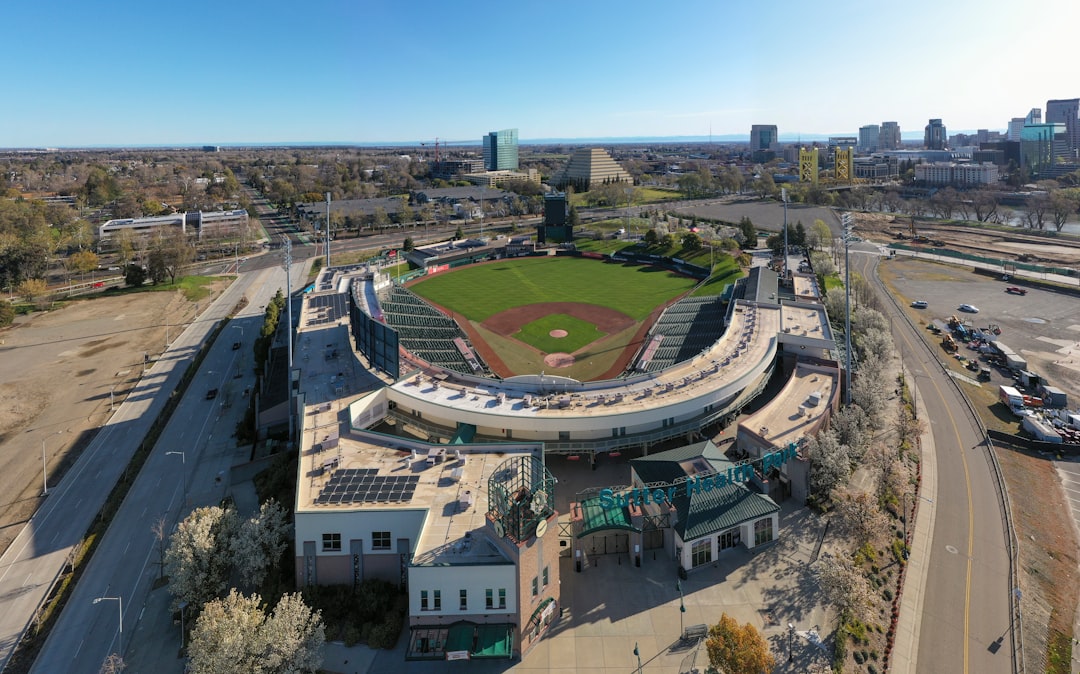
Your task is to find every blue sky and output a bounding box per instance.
[2,0,1076,147]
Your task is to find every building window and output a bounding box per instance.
[433,590,441,611]
[485,589,494,610]
[460,589,468,611]
[542,566,549,588]
[322,533,341,552]
[531,577,539,597]
[691,539,712,568]
[558,431,570,441]
[372,531,391,550]
[421,590,429,611]
[754,518,774,546]
[498,588,506,609]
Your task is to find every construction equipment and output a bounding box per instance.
[941,334,958,353]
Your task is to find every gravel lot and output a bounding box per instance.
[879,256,1080,405]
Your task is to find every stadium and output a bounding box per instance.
[341,242,840,461]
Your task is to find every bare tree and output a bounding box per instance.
[152,515,168,581]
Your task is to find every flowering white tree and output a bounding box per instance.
[831,489,890,547]
[187,590,325,674]
[230,499,291,588]
[187,590,266,674]
[811,553,873,621]
[830,405,872,461]
[851,354,889,429]
[165,505,238,610]
[258,593,326,673]
[807,429,851,502]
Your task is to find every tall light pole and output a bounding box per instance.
[842,212,853,405]
[281,234,294,445]
[634,642,642,674]
[166,451,186,505]
[325,192,332,270]
[93,595,123,660]
[781,187,789,279]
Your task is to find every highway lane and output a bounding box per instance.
[28,262,306,673]
[854,250,1014,673]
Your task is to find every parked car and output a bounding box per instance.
[911,300,929,308]
[958,304,980,313]
[1005,286,1027,295]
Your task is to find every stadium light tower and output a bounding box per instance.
[781,188,789,278]
[842,212,853,405]
[282,234,294,444]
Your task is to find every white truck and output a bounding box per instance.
[999,385,1025,416]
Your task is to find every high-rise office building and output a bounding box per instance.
[483,129,519,171]
[924,119,947,150]
[1020,123,1068,177]
[750,125,778,152]
[878,122,901,151]
[858,125,879,153]
[1046,98,1079,156]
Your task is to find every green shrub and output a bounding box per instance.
[853,650,865,664]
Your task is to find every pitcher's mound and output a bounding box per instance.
[549,329,568,338]
[544,353,575,368]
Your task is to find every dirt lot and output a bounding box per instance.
[854,211,1080,268]
[0,289,205,557]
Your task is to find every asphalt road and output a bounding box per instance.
[26,262,307,673]
[853,248,1014,673]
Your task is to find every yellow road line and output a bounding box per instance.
[896,325,975,673]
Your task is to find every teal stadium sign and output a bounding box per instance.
[597,444,798,510]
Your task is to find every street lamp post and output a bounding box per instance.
[41,438,49,496]
[166,451,186,505]
[676,578,685,638]
[93,595,123,659]
[634,642,642,673]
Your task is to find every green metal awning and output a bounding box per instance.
[451,423,476,444]
[444,621,514,659]
[575,496,640,537]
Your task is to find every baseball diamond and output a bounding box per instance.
[408,256,698,381]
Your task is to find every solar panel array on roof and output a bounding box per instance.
[307,293,348,326]
[315,469,420,505]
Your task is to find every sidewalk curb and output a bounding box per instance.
[892,384,938,673]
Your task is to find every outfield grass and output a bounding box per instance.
[410,256,696,322]
[514,313,603,353]
[691,256,743,297]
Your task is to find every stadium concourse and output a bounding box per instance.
[288,253,841,663]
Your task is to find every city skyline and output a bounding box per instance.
[1,0,1076,147]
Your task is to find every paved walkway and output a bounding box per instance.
[891,382,939,674]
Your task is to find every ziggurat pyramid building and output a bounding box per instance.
[553,148,632,190]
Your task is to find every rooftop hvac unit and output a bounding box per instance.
[807,391,822,406]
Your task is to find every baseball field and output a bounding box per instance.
[408,256,699,381]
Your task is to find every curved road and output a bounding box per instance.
[853,248,1014,673]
